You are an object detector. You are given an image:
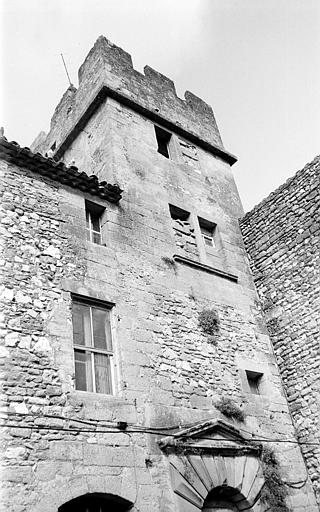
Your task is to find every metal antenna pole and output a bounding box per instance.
[60,53,72,86]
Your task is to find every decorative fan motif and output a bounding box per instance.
[159,419,265,511]
[169,452,264,511]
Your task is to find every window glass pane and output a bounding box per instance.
[203,235,214,247]
[94,353,112,394]
[86,210,90,229]
[72,303,84,345]
[72,303,91,346]
[74,350,93,391]
[92,231,101,245]
[90,212,100,233]
[92,307,112,350]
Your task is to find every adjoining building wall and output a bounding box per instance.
[1,37,318,511]
[240,156,320,504]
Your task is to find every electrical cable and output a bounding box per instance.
[3,411,320,446]
[3,422,320,446]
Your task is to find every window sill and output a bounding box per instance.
[71,389,134,404]
[173,254,238,282]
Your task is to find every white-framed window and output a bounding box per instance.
[72,298,114,394]
[85,200,104,244]
[199,218,216,248]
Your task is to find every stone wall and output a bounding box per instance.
[1,142,317,511]
[240,156,320,504]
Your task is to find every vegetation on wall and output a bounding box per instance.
[260,446,289,511]
[198,308,220,340]
[162,256,177,274]
[215,397,245,422]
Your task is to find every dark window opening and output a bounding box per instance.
[72,298,114,395]
[199,217,216,248]
[246,370,263,395]
[155,125,171,158]
[169,204,189,221]
[50,141,56,151]
[85,200,105,245]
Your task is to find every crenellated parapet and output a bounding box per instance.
[32,36,236,164]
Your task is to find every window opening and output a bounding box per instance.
[85,200,105,245]
[169,204,190,221]
[169,205,198,260]
[246,370,263,395]
[199,218,216,248]
[72,299,114,395]
[155,125,171,158]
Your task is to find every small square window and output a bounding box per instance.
[155,125,172,158]
[169,204,190,221]
[72,298,114,395]
[246,370,263,395]
[199,218,216,248]
[85,200,104,245]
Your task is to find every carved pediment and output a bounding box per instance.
[159,419,261,457]
[158,420,265,511]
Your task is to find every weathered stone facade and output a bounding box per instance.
[1,36,318,511]
[240,156,320,505]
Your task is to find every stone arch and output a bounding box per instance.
[169,453,265,511]
[32,473,136,512]
[58,493,133,511]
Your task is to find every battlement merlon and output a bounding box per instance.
[31,36,237,165]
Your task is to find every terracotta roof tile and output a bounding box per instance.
[0,136,122,203]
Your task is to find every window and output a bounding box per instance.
[85,200,104,244]
[199,218,216,248]
[155,125,172,158]
[246,370,263,395]
[169,204,190,221]
[72,298,114,394]
[169,204,198,260]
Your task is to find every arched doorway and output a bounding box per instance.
[203,504,237,512]
[58,493,133,512]
[202,486,245,511]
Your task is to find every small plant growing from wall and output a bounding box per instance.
[161,256,177,274]
[215,396,245,422]
[198,308,220,342]
[260,446,289,511]
[188,287,196,301]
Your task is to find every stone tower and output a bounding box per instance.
[0,36,317,511]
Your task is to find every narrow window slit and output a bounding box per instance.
[155,125,171,158]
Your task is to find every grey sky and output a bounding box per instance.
[1,0,319,211]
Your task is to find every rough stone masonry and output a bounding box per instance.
[0,36,318,511]
[240,156,320,504]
